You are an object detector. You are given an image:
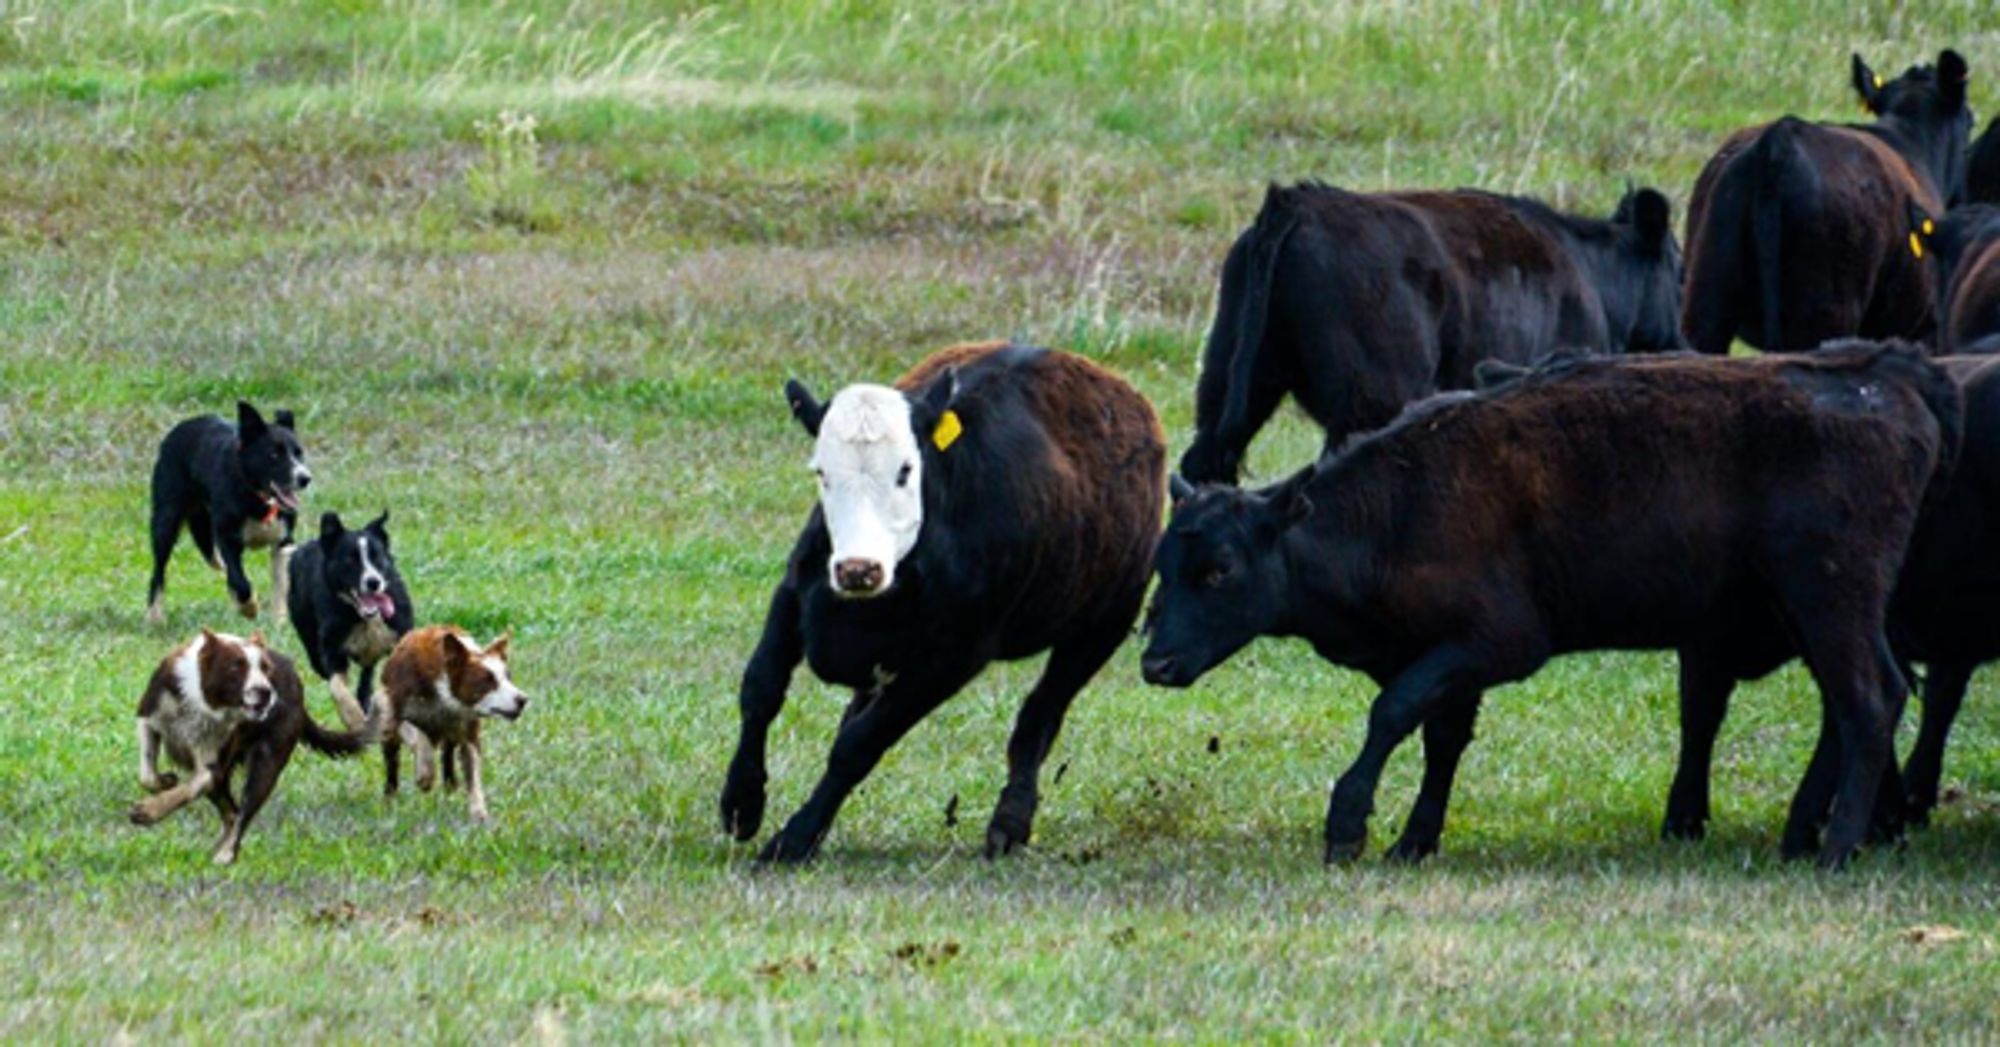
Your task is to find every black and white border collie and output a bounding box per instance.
[286,511,415,730]
[146,401,312,623]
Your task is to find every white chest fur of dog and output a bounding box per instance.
[343,616,399,667]
[135,632,269,791]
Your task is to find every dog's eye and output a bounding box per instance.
[895,463,912,488]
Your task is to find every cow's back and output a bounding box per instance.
[894,342,1166,656]
[1335,348,1946,652]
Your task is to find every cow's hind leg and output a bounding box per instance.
[1903,659,1975,826]
[1384,688,1484,863]
[1785,627,1896,869]
[758,665,977,865]
[986,617,1130,858]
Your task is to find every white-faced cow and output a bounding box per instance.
[721,342,1166,863]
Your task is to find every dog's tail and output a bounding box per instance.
[301,713,373,758]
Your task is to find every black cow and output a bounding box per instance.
[1178,182,1682,485]
[1968,116,2000,204]
[1142,344,1957,868]
[1933,205,2000,355]
[721,342,1166,863]
[1681,50,1973,355]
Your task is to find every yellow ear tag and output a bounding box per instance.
[1910,232,1925,259]
[1873,73,1884,89]
[932,409,963,452]
[1923,218,1935,236]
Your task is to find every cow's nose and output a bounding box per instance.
[834,558,885,593]
[1140,655,1180,686]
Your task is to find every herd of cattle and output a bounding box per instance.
[721,48,2000,869]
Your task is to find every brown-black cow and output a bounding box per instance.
[1968,116,2000,204]
[1178,182,1682,485]
[1142,343,1958,868]
[1935,205,2000,355]
[722,342,1165,863]
[1681,50,1973,355]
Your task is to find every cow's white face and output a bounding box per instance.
[811,384,924,598]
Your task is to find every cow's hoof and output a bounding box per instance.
[756,830,818,866]
[1382,835,1436,864]
[1323,836,1367,865]
[984,822,1030,860]
[1660,816,1707,842]
[719,781,767,842]
[1816,845,1857,872]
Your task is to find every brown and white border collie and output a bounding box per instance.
[375,625,530,821]
[131,630,369,864]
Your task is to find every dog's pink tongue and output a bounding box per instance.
[364,593,395,617]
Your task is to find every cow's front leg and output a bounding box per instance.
[721,582,803,842]
[758,665,973,865]
[1383,688,1484,863]
[1326,643,1485,863]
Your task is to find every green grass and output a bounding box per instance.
[5,1,2000,1040]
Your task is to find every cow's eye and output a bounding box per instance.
[895,463,912,488]
[1201,564,1230,589]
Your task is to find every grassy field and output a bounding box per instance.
[5,1,2000,1040]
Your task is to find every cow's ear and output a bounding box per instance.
[1259,468,1315,532]
[1169,474,1196,506]
[1938,50,1969,114]
[1631,188,1672,253]
[237,401,268,443]
[910,367,961,450]
[319,512,346,544]
[1906,198,1938,260]
[784,379,826,438]
[274,409,296,432]
[1852,53,1883,114]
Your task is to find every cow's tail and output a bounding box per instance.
[1209,185,1301,471]
[1750,119,1800,353]
[301,712,373,759]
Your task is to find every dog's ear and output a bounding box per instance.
[274,409,296,432]
[488,630,511,661]
[442,631,473,669]
[319,512,346,543]
[197,628,223,676]
[249,629,266,647]
[237,401,268,444]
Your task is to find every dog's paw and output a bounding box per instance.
[236,596,259,620]
[211,844,239,866]
[127,802,161,826]
[140,773,179,794]
[145,600,165,626]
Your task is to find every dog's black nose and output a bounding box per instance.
[296,473,312,489]
[363,577,384,594]
[247,686,274,709]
